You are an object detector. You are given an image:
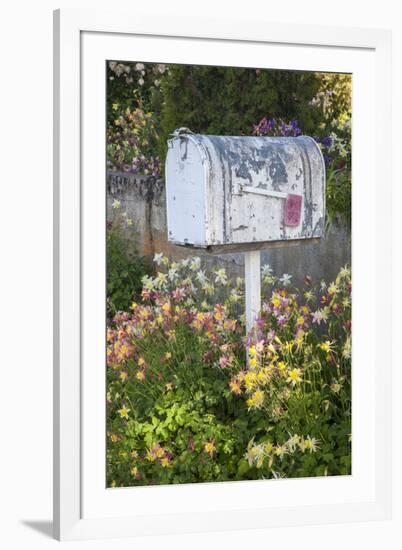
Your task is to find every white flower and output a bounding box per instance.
[153,252,164,265]
[168,267,178,281]
[138,78,144,86]
[189,257,201,271]
[126,218,133,226]
[214,268,228,285]
[112,199,121,209]
[261,264,273,276]
[135,63,145,71]
[155,272,168,288]
[196,270,207,285]
[141,275,155,290]
[158,64,166,74]
[279,273,292,286]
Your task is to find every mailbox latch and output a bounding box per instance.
[233,183,302,227]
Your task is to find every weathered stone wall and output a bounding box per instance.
[107,172,351,285]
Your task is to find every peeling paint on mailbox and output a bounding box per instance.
[165,129,325,251]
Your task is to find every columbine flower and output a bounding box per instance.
[320,340,335,353]
[219,355,231,369]
[248,345,257,358]
[229,378,242,395]
[190,257,201,271]
[214,268,228,285]
[338,265,351,279]
[153,252,164,265]
[287,368,302,386]
[261,264,273,276]
[275,444,288,459]
[142,275,155,291]
[249,357,258,368]
[311,309,325,325]
[168,267,178,281]
[279,273,292,286]
[117,405,130,419]
[301,436,320,453]
[204,441,216,457]
[247,390,265,409]
[328,282,338,295]
[112,199,121,209]
[286,434,301,453]
[119,371,128,382]
[196,270,207,285]
[343,336,351,359]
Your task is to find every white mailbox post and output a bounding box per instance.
[165,128,326,333]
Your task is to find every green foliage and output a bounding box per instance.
[106,257,352,486]
[106,213,150,315]
[155,65,325,159]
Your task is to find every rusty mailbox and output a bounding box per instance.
[165,129,326,252]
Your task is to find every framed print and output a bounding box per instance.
[53,8,392,541]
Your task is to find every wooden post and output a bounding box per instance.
[244,250,261,334]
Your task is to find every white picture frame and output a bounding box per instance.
[53,8,392,541]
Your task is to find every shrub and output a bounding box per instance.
[106,206,151,315]
[156,65,324,160]
[106,255,351,486]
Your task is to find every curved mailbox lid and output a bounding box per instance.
[166,131,325,249]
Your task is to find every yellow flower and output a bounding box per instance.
[119,371,128,382]
[130,466,139,477]
[138,357,145,366]
[249,345,257,357]
[320,340,335,353]
[271,295,281,308]
[249,357,258,368]
[287,368,302,385]
[136,370,145,381]
[264,441,274,454]
[300,436,320,453]
[296,316,305,326]
[164,352,172,360]
[165,382,173,391]
[161,301,171,313]
[229,378,241,395]
[247,390,265,409]
[117,405,130,419]
[155,447,165,459]
[275,445,288,459]
[328,283,338,295]
[244,371,258,390]
[278,361,286,371]
[110,433,119,443]
[204,441,216,456]
[161,457,170,468]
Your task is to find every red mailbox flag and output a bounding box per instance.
[284,194,302,226]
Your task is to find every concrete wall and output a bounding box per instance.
[107,172,351,285]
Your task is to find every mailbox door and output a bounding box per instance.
[166,138,207,247]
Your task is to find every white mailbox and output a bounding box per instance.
[165,129,325,252]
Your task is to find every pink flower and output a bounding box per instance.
[311,310,324,325]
